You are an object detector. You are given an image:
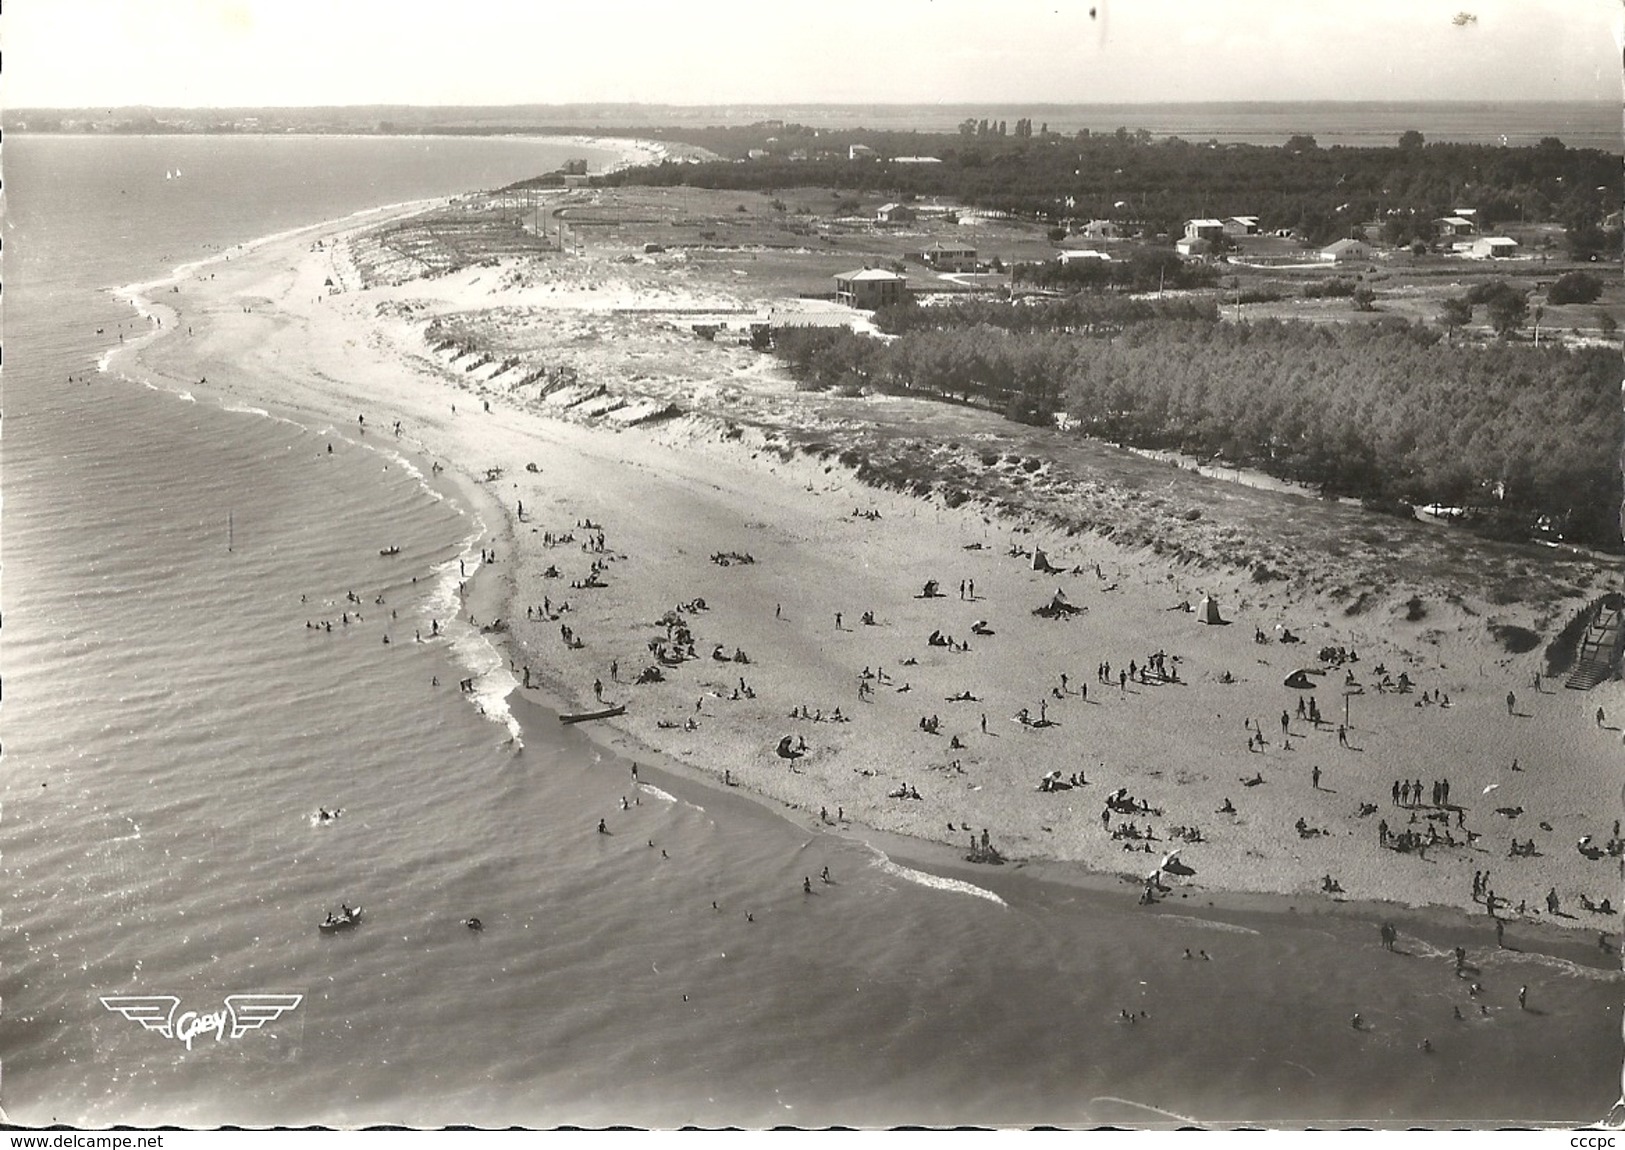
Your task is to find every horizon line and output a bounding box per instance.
[11,97,1617,114]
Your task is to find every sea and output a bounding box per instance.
[3,131,1620,1130]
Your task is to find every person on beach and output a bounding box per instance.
[1312,765,1321,789]
[1518,985,1528,1010]
[597,819,607,834]
[1506,690,1516,715]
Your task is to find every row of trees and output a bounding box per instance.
[1010,251,1219,293]
[773,318,1622,547]
[957,118,1046,138]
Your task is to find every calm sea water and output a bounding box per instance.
[3,133,1619,1129]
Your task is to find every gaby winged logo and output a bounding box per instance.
[100,994,304,1050]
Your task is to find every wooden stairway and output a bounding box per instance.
[1566,606,1624,690]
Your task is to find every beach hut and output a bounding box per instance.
[1198,596,1224,625]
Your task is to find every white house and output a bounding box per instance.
[1184,218,1225,241]
[921,242,978,271]
[1223,216,1260,237]
[848,144,877,160]
[1434,216,1476,237]
[876,202,916,223]
[1470,236,1520,259]
[1175,237,1211,257]
[1319,238,1371,262]
[1057,249,1111,264]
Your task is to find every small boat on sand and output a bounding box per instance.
[558,704,626,725]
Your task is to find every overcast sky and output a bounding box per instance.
[5,0,1620,108]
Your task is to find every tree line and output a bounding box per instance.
[602,129,1621,254]
[773,316,1622,548]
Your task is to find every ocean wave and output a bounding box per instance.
[423,513,525,744]
[1490,948,1623,983]
[638,784,679,805]
[867,848,1007,907]
[1149,913,1261,935]
[1089,1096,1204,1126]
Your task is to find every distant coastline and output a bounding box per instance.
[8,99,1618,151]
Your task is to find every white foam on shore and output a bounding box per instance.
[1089,1096,1205,1125]
[1150,913,1261,935]
[422,515,524,746]
[867,847,1007,907]
[638,784,679,805]
[1491,947,1624,982]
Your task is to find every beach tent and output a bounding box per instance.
[1031,547,1047,571]
[1283,669,1318,689]
[1198,596,1224,624]
[1033,588,1083,619]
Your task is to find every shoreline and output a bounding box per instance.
[113,192,1625,957]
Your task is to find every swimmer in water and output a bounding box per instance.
[597,819,607,834]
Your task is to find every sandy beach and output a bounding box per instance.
[117,187,1625,952]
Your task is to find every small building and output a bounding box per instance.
[848,144,877,160]
[746,148,769,161]
[891,156,942,165]
[834,267,908,310]
[1079,219,1121,240]
[1184,218,1225,242]
[1175,237,1211,258]
[1435,216,1476,237]
[1224,216,1260,237]
[1057,249,1111,264]
[876,202,917,223]
[1470,236,1520,259]
[1319,238,1370,263]
[921,242,977,271]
